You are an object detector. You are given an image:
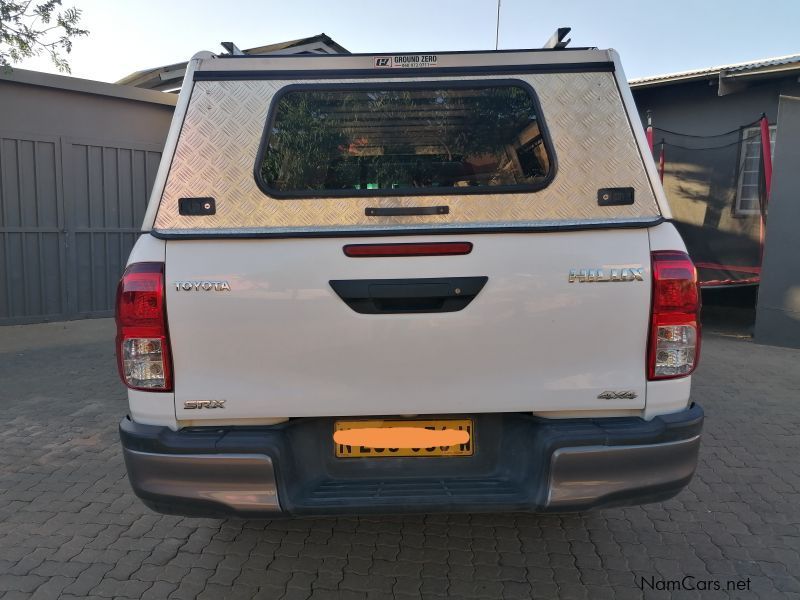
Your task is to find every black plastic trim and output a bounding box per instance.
[149,216,665,240]
[597,187,635,206]
[252,79,557,200]
[366,206,449,216]
[120,404,703,457]
[178,197,216,216]
[195,62,615,81]
[329,276,488,314]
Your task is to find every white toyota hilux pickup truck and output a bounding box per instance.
[117,46,703,517]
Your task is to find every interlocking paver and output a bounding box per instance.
[0,573,46,593]
[61,562,114,597]
[1,318,800,599]
[139,580,179,600]
[88,577,152,598]
[29,574,73,600]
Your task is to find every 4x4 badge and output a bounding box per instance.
[597,391,638,400]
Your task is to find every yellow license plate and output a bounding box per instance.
[334,419,474,458]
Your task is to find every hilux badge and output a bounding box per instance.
[568,268,644,283]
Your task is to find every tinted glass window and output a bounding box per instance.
[258,83,553,196]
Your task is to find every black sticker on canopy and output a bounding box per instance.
[372,55,438,68]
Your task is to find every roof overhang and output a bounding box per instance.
[0,67,178,106]
[117,34,351,92]
[717,62,800,95]
[630,54,800,96]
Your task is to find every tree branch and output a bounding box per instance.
[0,0,88,72]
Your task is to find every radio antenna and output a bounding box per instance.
[495,0,501,50]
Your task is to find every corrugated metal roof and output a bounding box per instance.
[244,34,349,56]
[630,53,800,87]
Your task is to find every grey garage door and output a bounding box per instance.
[0,133,161,325]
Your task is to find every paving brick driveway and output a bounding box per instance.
[0,319,798,600]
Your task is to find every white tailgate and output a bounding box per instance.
[166,230,652,420]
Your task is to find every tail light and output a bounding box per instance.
[648,251,701,380]
[115,262,172,391]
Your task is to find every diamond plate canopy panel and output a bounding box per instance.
[153,73,660,232]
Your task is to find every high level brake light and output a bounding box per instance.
[343,242,473,258]
[648,251,701,380]
[115,262,172,391]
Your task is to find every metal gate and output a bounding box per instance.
[0,132,161,324]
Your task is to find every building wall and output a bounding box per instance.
[755,95,800,348]
[0,80,174,324]
[632,77,800,281]
[0,80,175,141]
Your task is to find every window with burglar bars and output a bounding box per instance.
[735,125,776,215]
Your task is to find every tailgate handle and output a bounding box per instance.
[329,277,488,314]
[365,206,449,216]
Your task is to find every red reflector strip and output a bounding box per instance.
[343,242,472,258]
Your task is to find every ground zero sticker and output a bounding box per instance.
[373,55,438,68]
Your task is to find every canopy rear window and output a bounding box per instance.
[256,81,555,198]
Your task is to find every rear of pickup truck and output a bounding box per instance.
[117,48,703,516]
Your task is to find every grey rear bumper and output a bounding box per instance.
[122,450,281,514]
[120,404,703,517]
[547,435,700,509]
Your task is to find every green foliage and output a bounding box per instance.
[260,92,348,191]
[1,0,88,72]
[261,87,539,192]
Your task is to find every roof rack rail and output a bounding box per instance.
[543,28,571,49]
[220,42,244,56]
